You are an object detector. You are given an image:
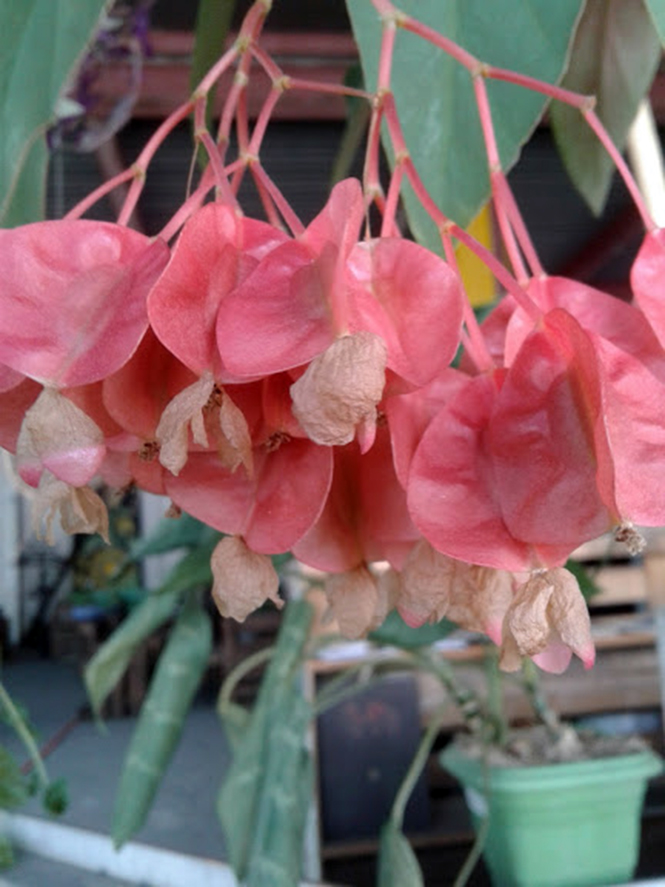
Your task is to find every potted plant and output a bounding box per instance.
[1,1,665,886]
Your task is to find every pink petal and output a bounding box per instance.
[489,310,615,547]
[348,237,464,386]
[631,228,665,350]
[302,178,364,257]
[148,204,287,377]
[0,221,169,387]
[216,240,333,376]
[408,372,536,572]
[166,439,333,554]
[0,378,41,452]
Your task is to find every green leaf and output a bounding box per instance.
[129,513,218,560]
[43,778,68,816]
[157,541,217,597]
[346,0,584,248]
[0,834,14,870]
[83,588,181,718]
[112,598,213,847]
[565,558,602,602]
[550,0,662,215]
[369,609,455,649]
[378,821,424,887]
[0,0,109,226]
[218,600,313,882]
[644,0,665,46]
[0,746,28,811]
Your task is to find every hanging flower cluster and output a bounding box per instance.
[2,0,665,675]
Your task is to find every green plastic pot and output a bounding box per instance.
[441,742,663,887]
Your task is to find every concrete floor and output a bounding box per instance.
[0,654,230,885]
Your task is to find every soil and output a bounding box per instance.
[454,724,649,767]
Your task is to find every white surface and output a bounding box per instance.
[0,812,339,887]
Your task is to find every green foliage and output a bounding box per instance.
[0,746,28,811]
[128,512,218,560]
[645,0,665,44]
[43,778,68,816]
[550,0,662,214]
[0,0,108,226]
[0,834,14,870]
[112,597,213,847]
[218,600,313,886]
[346,0,584,249]
[378,821,424,887]
[83,588,181,718]
[370,609,455,649]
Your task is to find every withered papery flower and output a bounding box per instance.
[210,535,283,622]
[397,539,513,643]
[325,565,391,640]
[290,332,387,451]
[500,566,595,674]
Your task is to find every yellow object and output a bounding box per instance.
[456,204,496,307]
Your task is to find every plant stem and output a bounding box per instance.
[0,682,48,788]
[391,705,447,828]
[521,658,561,739]
[217,646,274,715]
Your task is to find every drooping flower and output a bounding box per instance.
[499,567,595,674]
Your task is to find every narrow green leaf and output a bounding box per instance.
[129,513,218,560]
[83,589,181,718]
[218,600,313,880]
[644,0,665,45]
[0,746,28,811]
[550,0,662,215]
[0,0,109,226]
[245,693,313,887]
[346,0,584,247]
[370,609,455,649]
[378,821,424,887]
[190,0,236,97]
[112,599,213,847]
[157,540,217,597]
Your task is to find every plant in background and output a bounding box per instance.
[2,0,665,884]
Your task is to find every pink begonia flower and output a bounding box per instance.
[147,202,287,475]
[216,179,463,450]
[0,220,168,388]
[293,426,419,575]
[0,365,25,394]
[0,220,168,490]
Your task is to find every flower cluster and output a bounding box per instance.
[2,0,665,676]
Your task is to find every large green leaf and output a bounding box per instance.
[83,589,181,718]
[378,821,424,887]
[112,598,213,847]
[0,1,108,226]
[218,600,313,883]
[550,0,662,215]
[346,0,584,248]
[646,0,665,43]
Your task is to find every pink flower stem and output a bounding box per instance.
[441,233,495,373]
[251,163,305,236]
[287,77,372,101]
[247,85,284,156]
[363,103,385,210]
[380,162,404,237]
[472,76,530,281]
[157,167,216,242]
[251,167,284,229]
[65,167,135,220]
[486,65,656,231]
[117,99,196,226]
